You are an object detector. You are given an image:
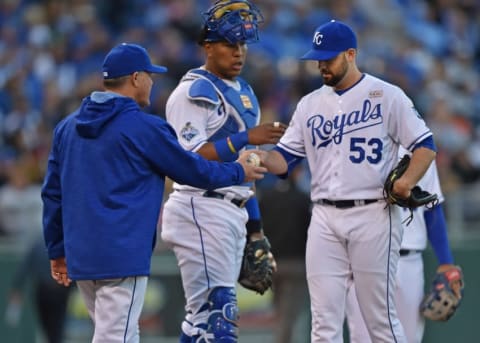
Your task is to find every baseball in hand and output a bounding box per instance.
[246,152,261,167]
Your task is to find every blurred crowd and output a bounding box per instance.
[0,0,479,242]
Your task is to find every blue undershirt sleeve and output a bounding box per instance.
[424,204,454,264]
[272,146,304,178]
[245,197,262,235]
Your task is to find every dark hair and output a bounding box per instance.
[197,26,209,46]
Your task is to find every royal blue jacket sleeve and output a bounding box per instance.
[138,114,245,189]
[42,123,66,260]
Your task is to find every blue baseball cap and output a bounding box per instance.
[102,43,168,79]
[301,20,357,61]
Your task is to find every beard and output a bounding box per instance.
[321,54,349,88]
[323,72,346,87]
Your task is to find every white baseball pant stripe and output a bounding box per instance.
[347,251,425,343]
[306,202,406,342]
[161,192,247,316]
[76,276,148,343]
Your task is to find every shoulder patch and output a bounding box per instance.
[369,90,383,98]
[180,122,199,142]
[188,79,220,105]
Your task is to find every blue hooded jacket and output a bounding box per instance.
[41,92,245,280]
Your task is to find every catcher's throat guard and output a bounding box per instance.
[202,0,264,44]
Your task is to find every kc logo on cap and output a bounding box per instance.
[313,32,324,46]
[301,20,357,61]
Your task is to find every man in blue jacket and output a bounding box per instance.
[41,43,266,343]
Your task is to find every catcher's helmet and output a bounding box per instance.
[199,0,263,44]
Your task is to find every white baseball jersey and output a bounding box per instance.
[165,68,258,200]
[278,73,432,201]
[278,73,433,343]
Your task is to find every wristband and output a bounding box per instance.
[213,131,249,162]
[229,131,248,152]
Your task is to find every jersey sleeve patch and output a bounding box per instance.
[180,121,200,142]
[188,79,220,105]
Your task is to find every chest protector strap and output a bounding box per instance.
[190,69,260,131]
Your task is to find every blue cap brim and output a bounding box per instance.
[145,65,168,73]
[300,49,341,61]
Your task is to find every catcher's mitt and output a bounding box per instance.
[420,265,464,321]
[383,155,438,223]
[238,237,274,295]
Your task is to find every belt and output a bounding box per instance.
[399,249,422,256]
[202,190,248,208]
[315,199,379,209]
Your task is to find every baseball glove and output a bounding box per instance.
[420,265,464,321]
[384,155,438,223]
[238,237,274,295]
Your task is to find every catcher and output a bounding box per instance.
[160,1,281,342]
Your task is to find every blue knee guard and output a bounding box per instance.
[180,332,192,343]
[205,287,239,342]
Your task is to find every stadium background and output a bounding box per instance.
[0,0,478,342]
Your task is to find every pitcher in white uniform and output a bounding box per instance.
[257,20,437,342]
[160,1,286,342]
[345,147,456,343]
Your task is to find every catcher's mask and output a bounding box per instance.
[200,0,263,44]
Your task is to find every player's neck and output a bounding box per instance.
[334,68,363,91]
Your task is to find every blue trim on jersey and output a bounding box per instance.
[334,74,366,95]
[424,204,454,264]
[412,135,436,152]
[272,146,304,178]
[277,142,305,158]
[407,131,432,151]
[189,78,220,105]
[191,197,211,289]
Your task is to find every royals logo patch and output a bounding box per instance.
[240,95,253,109]
[180,122,199,142]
